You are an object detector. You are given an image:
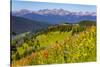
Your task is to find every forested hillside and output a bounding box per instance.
[11,16,51,34]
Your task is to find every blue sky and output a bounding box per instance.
[11,0,96,12]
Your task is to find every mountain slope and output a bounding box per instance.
[22,13,96,24]
[11,16,51,34]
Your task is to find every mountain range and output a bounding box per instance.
[12,9,96,24]
[11,9,96,34]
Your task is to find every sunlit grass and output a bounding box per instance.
[11,25,96,67]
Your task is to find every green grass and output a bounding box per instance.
[35,31,71,48]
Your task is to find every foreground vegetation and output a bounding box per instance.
[11,21,96,67]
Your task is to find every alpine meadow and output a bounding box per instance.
[11,1,96,67]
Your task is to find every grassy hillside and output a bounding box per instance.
[11,21,96,67]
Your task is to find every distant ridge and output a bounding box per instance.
[11,16,51,34]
